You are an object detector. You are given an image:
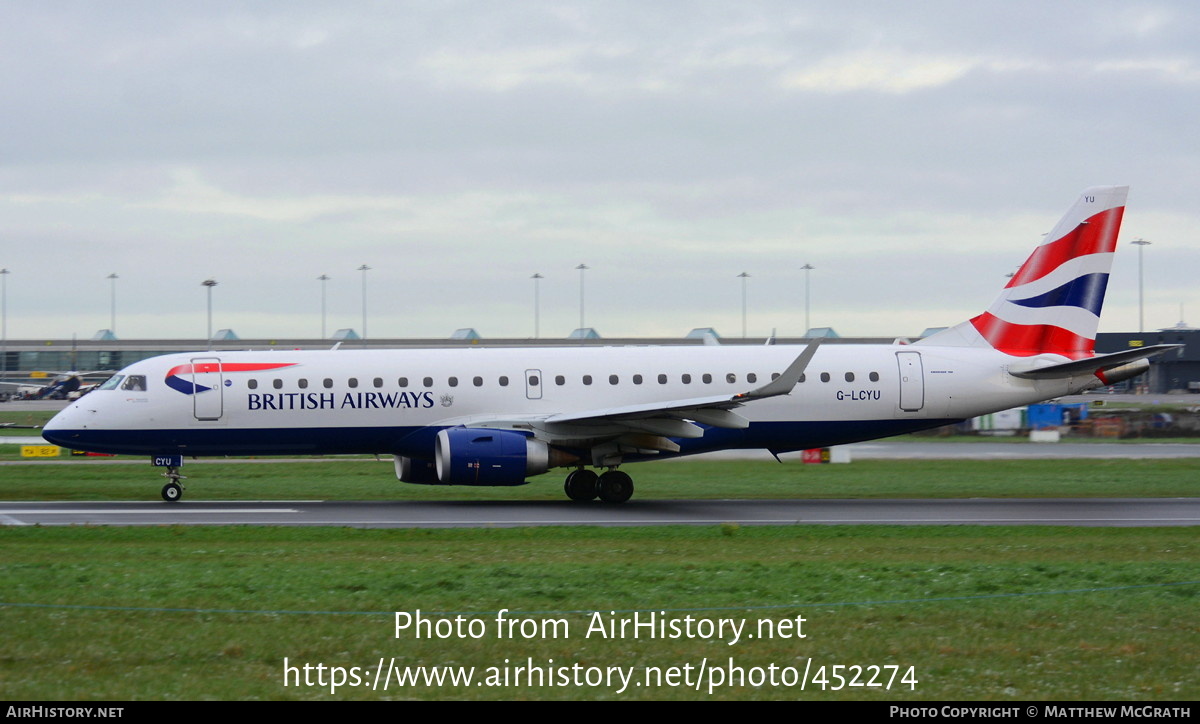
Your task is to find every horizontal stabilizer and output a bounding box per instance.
[1007,344,1179,379]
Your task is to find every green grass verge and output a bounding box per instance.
[1,457,1199,500]
[0,525,1195,700]
[0,409,57,428]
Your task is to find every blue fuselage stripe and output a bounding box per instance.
[43,418,962,459]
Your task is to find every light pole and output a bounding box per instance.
[800,263,814,336]
[531,273,543,339]
[317,274,330,339]
[107,273,118,336]
[357,264,371,344]
[201,278,217,350]
[737,272,750,338]
[575,264,588,333]
[1,268,9,384]
[1131,238,1151,333]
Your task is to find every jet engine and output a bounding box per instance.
[394,455,440,484]
[1093,358,1150,387]
[434,428,570,486]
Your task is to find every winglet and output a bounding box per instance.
[737,339,821,400]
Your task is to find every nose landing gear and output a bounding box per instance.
[160,466,187,502]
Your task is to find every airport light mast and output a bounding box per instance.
[738,272,750,338]
[1131,238,1151,333]
[317,274,330,339]
[107,273,118,336]
[1,268,9,384]
[801,263,814,336]
[531,272,543,339]
[576,264,588,334]
[358,264,371,345]
[201,278,217,350]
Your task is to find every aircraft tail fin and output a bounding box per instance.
[917,186,1128,359]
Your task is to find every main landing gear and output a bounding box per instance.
[563,468,634,504]
[160,466,187,502]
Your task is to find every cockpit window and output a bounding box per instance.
[98,375,124,390]
[121,375,147,391]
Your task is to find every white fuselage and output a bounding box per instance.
[42,343,1094,464]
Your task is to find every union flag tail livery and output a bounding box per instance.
[43,185,1181,503]
[918,186,1128,359]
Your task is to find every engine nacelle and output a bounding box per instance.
[394,455,440,484]
[434,428,550,486]
[1095,359,1150,386]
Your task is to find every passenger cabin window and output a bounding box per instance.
[820,373,831,383]
[682,374,692,384]
[845,372,855,382]
[633,374,643,385]
[348,378,359,388]
[582,375,592,385]
[869,372,880,382]
[726,373,736,384]
[323,378,333,389]
[373,377,384,388]
[423,377,433,388]
[747,373,757,383]
[658,374,667,384]
[499,376,509,386]
[298,379,308,389]
[247,379,258,390]
[448,377,459,387]
[702,373,712,384]
[273,379,283,389]
[555,375,565,386]
[609,375,619,385]
[473,376,483,387]
[398,377,408,387]
[528,375,539,386]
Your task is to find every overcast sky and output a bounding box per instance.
[2,1,1197,342]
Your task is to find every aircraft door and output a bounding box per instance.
[190,357,224,421]
[896,351,924,412]
[525,369,543,400]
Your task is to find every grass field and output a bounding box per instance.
[2,455,1199,501]
[1,525,1196,700]
[2,408,1198,700]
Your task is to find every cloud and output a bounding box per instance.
[780,50,978,93]
[0,2,1197,340]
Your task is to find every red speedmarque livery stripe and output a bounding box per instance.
[165,362,298,378]
[969,312,1094,359]
[1006,207,1124,288]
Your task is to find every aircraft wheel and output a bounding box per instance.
[597,470,634,503]
[161,482,183,503]
[564,469,599,502]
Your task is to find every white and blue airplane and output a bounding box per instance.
[42,186,1176,503]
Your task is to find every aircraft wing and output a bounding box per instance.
[463,341,821,444]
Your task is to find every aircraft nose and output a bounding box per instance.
[40,404,88,447]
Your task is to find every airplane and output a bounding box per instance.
[41,186,1178,503]
[1,371,107,401]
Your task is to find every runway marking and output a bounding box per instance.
[0,508,299,515]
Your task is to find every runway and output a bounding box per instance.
[1,498,1197,528]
